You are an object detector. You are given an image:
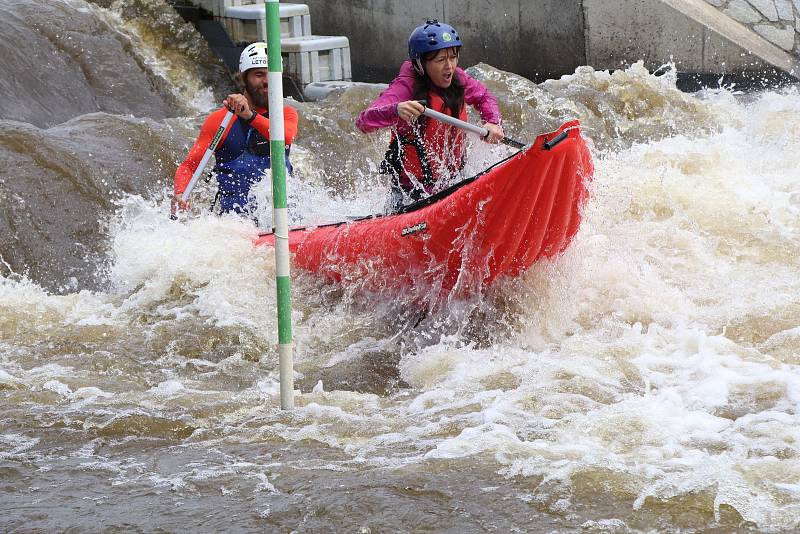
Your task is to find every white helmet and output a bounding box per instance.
[239,42,269,73]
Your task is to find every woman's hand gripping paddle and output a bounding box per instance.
[419,103,570,151]
[416,101,526,149]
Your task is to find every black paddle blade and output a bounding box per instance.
[502,137,526,149]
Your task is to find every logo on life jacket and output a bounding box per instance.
[401,222,428,236]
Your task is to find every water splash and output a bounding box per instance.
[2,21,800,530]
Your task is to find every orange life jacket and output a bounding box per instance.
[385,90,468,194]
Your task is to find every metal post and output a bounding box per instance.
[265,0,294,410]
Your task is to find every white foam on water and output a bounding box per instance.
[249,144,387,229]
[372,98,800,518]
[107,195,278,332]
[0,368,21,388]
[149,379,186,397]
[2,61,800,531]
[232,77,800,530]
[43,380,73,397]
[580,518,633,533]
[0,433,40,459]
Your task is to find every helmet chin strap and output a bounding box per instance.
[413,59,425,76]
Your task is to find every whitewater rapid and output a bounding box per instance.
[1,0,799,532]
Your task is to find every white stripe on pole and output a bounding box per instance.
[266,0,294,411]
[279,344,293,405]
[273,208,290,277]
[267,72,285,139]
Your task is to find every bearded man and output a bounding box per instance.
[173,42,298,218]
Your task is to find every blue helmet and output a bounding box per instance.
[408,20,461,61]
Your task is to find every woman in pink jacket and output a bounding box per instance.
[356,20,505,212]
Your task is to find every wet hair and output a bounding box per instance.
[234,71,247,93]
[412,48,464,118]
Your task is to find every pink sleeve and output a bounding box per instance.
[355,62,502,131]
[459,69,502,125]
[356,62,417,133]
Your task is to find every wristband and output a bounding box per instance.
[245,111,257,125]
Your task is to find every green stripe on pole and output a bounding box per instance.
[276,276,292,343]
[266,2,282,72]
[265,0,294,410]
[270,140,287,207]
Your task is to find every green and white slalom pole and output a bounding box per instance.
[265,0,294,410]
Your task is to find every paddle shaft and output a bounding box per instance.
[180,110,235,203]
[419,106,526,149]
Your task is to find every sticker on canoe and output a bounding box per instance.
[401,222,428,236]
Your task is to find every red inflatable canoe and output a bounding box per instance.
[256,120,593,298]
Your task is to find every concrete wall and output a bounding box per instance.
[584,0,769,72]
[301,0,586,82]
[444,0,586,81]
[203,0,797,82]
[703,0,798,52]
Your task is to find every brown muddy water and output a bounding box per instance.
[1,0,799,532]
